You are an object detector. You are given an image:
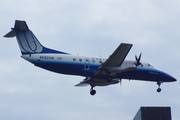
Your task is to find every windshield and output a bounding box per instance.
[148,63,154,68]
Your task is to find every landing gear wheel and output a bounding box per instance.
[90,89,96,95]
[157,88,161,93]
[157,81,163,93]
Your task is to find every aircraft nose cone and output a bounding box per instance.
[172,78,177,82]
[163,71,177,82]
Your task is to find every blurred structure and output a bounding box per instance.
[133,107,171,120]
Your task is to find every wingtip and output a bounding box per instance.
[121,43,133,46]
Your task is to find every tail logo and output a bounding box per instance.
[15,30,43,54]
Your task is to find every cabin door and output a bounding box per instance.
[84,58,90,70]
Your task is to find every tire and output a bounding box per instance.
[157,88,161,93]
[90,89,96,95]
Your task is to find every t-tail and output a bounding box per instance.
[4,20,68,55]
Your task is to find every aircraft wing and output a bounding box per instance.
[102,43,133,67]
[95,43,133,75]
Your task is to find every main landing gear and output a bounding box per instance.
[157,81,163,93]
[90,85,96,96]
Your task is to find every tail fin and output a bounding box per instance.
[4,20,68,55]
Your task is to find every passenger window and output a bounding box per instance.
[79,59,82,62]
[73,58,76,61]
[99,61,102,63]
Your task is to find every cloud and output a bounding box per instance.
[0,0,180,120]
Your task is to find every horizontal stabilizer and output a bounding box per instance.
[4,20,29,38]
[4,30,15,37]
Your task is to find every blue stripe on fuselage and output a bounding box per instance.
[119,67,173,82]
[31,59,173,82]
[33,59,99,76]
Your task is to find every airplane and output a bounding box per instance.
[4,20,177,95]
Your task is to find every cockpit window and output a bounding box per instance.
[148,63,154,68]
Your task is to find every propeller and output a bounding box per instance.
[134,53,142,67]
[119,79,122,90]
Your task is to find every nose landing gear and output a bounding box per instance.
[157,81,163,93]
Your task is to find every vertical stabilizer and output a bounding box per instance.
[4,20,68,55]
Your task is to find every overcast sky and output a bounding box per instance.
[0,0,180,120]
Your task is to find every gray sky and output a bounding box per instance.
[1,0,180,120]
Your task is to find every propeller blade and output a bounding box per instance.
[138,53,142,62]
[135,55,138,61]
[134,53,142,67]
[120,79,122,85]
[119,79,122,90]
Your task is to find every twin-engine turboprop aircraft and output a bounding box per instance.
[4,20,176,95]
